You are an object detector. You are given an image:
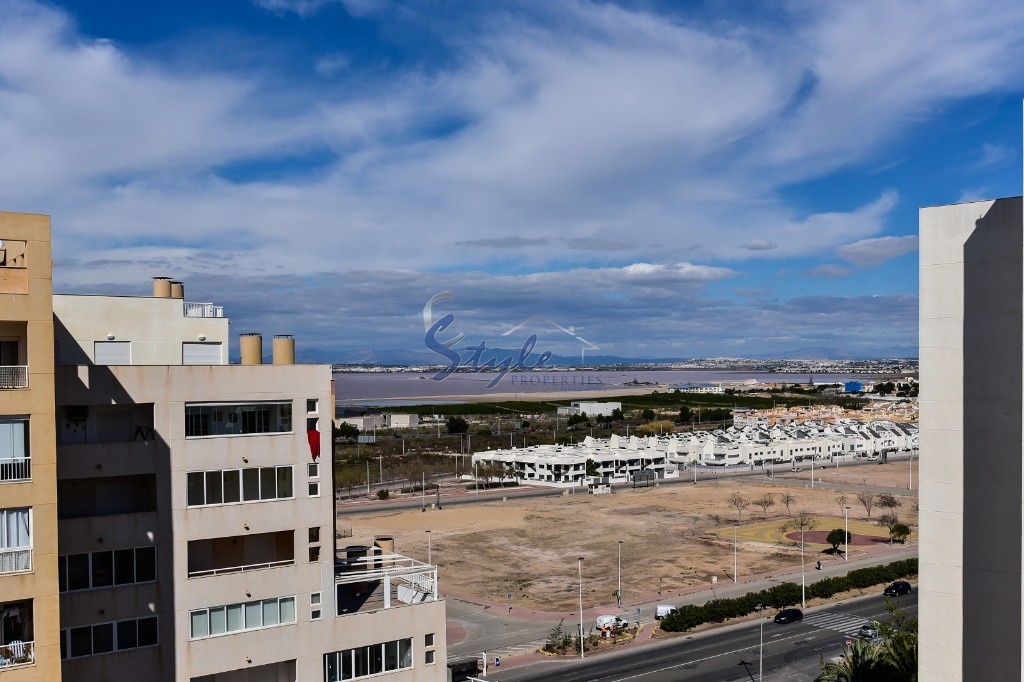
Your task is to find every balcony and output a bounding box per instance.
[0,367,27,390]
[0,641,34,669]
[187,531,293,578]
[0,457,29,483]
[335,552,438,615]
[0,548,31,574]
[183,302,224,318]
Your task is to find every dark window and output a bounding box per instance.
[308,527,320,543]
[260,467,276,499]
[91,551,113,588]
[222,469,241,503]
[276,466,292,498]
[135,547,156,582]
[60,629,66,660]
[58,556,67,592]
[69,626,92,658]
[308,546,320,562]
[185,408,210,437]
[92,623,114,654]
[114,549,135,585]
[137,617,158,647]
[241,407,270,434]
[204,471,223,504]
[116,620,138,650]
[67,553,90,591]
[369,643,384,675]
[187,472,205,506]
[242,468,260,501]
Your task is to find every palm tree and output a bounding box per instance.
[815,639,884,682]
[881,633,917,681]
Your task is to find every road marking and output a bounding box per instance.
[802,611,870,637]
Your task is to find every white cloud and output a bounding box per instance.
[837,235,919,268]
[807,264,854,279]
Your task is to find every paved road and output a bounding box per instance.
[487,592,917,681]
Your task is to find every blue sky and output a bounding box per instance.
[2,0,1023,360]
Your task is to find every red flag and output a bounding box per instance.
[307,429,321,460]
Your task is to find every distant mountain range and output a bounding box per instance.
[292,346,918,365]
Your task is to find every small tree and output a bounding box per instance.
[446,416,469,434]
[857,492,876,520]
[826,528,851,554]
[834,494,849,517]
[890,523,911,544]
[877,493,902,516]
[727,492,750,523]
[641,408,656,422]
[707,513,724,528]
[780,492,796,517]
[753,493,775,520]
[585,458,599,477]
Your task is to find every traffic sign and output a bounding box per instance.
[494,656,501,667]
[507,593,512,600]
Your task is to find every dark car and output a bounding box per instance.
[883,580,912,597]
[774,608,803,624]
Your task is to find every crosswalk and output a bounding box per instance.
[802,610,872,638]
[482,638,546,661]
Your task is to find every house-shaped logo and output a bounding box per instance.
[501,315,600,365]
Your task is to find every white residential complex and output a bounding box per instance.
[471,418,916,487]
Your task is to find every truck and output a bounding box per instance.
[595,615,630,633]
[656,605,675,620]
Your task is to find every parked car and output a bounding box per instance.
[858,622,880,639]
[884,580,912,597]
[774,608,803,624]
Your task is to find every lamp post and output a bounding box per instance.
[800,524,806,608]
[617,541,623,609]
[755,603,765,681]
[733,523,738,583]
[578,557,585,660]
[844,506,850,561]
[426,530,432,565]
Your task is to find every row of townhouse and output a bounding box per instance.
[470,419,918,483]
[0,212,446,682]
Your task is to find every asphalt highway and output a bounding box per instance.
[487,592,917,682]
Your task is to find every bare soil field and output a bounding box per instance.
[343,470,918,614]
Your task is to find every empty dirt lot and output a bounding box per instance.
[343,466,917,613]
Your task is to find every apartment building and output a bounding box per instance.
[919,196,1023,679]
[50,280,447,681]
[0,212,61,678]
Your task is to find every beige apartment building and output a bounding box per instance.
[51,281,447,681]
[1,209,446,681]
[0,212,61,678]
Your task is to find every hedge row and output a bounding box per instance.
[660,557,917,633]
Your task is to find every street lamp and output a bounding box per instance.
[800,524,806,608]
[844,506,850,562]
[755,603,765,681]
[578,557,585,660]
[426,530,432,565]
[733,523,738,583]
[617,541,623,609]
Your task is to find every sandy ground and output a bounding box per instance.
[343,467,918,614]
[780,459,917,490]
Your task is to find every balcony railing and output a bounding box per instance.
[183,302,224,318]
[0,640,35,669]
[0,366,27,389]
[188,558,293,578]
[0,548,31,574]
[0,457,30,483]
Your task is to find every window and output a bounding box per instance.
[61,617,158,659]
[324,639,413,680]
[189,596,296,640]
[184,402,291,438]
[308,546,320,562]
[308,481,320,497]
[307,462,319,479]
[186,466,294,507]
[310,591,322,620]
[426,650,435,665]
[425,632,435,666]
[0,419,29,482]
[425,633,434,647]
[0,507,31,573]
[308,527,320,543]
[306,399,318,413]
[58,547,156,592]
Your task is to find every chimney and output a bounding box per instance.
[170,281,185,299]
[240,333,263,365]
[273,335,295,365]
[152,277,172,298]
